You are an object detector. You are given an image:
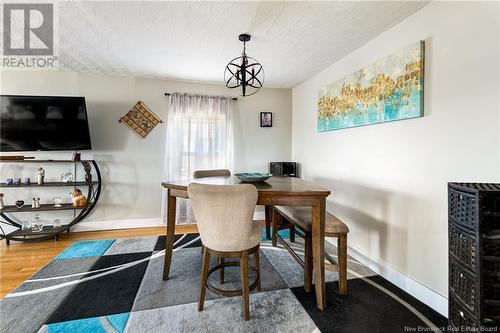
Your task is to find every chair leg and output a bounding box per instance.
[272,208,279,247]
[304,234,313,293]
[218,258,225,284]
[198,246,211,311]
[265,206,271,240]
[289,225,296,243]
[254,248,262,291]
[240,251,250,320]
[338,233,348,295]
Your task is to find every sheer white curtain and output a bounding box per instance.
[163,93,235,224]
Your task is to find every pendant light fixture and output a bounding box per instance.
[224,33,264,97]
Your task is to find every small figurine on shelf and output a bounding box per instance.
[61,172,73,183]
[32,197,37,208]
[70,189,87,207]
[6,178,13,185]
[53,196,62,208]
[23,177,31,185]
[0,193,4,210]
[15,200,24,208]
[37,167,45,185]
[35,197,41,209]
[13,178,21,185]
[83,162,92,184]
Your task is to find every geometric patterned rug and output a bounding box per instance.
[0,233,448,332]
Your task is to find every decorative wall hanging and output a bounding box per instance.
[225,33,264,97]
[119,101,162,138]
[260,112,272,127]
[318,41,424,132]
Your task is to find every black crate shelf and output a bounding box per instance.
[449,223,478,271]
[448,182,500,329]
[449,258,478,313]
[449,294,478,329]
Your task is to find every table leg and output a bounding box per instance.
[162,189,176,280]
[312,198,326,310]
[265,205,271,240]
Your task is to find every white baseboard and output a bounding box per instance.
[326,238,448,317]
[72,218,164,232]
[72,211,266,233]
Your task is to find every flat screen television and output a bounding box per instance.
[0,95,92,152]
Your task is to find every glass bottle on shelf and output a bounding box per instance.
[31,214,43,232]
[22,220,31,231]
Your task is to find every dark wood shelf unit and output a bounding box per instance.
[0,159,102,244]
[8,225,65,237]
[448,182,500,330]
[0,159,95,163]
[0,181,97,188]
[1,203,88,213]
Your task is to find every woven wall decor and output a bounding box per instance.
[119,101,162,138]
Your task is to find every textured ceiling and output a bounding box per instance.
[56,1,428,88]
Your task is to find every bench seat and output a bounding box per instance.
[271,205,349,295]
[273,206,349,235]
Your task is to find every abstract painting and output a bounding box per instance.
[318,41,424,131]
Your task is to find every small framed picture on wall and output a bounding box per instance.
[260,112,272,127]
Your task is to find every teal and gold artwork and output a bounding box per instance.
[318,41,424,131]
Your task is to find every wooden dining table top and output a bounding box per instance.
[161,176,331,197]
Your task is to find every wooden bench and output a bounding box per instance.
[272,206,349,295]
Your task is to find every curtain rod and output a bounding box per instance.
[164,93,237,101]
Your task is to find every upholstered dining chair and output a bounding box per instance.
[193,169,231,178]
[188,183,262,320]
[192,169,232,257]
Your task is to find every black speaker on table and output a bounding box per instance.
[265,162,298,240]
[270,162,297,177]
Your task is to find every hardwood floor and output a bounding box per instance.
[0,225,198,298]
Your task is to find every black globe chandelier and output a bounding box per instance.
[224,34,264,97]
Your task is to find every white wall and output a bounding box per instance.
[0,71,292,227]
[292,0,499,310]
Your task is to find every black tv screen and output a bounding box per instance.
[0,95,92,152]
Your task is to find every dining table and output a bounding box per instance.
[161,175,331,310]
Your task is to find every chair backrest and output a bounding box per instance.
[188,183,258,252]
[193,169,231,179]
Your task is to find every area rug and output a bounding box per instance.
[0,233,447,333]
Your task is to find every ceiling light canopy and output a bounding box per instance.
[224,34,264,97]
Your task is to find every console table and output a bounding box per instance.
[0,159,102,244]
